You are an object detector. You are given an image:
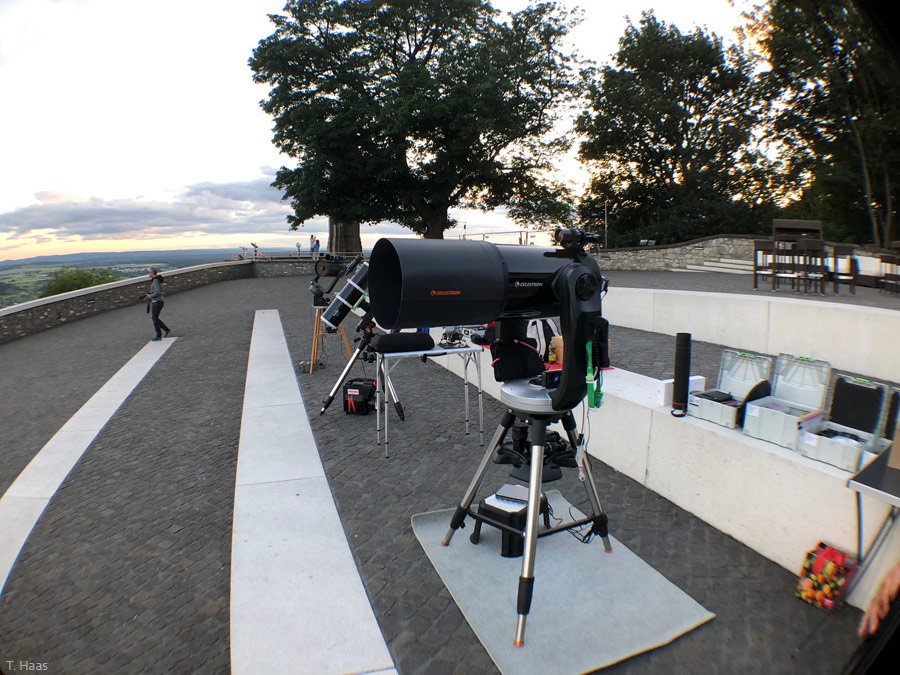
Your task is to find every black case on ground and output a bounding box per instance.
[342,378,376,414]
[475,493,549,558]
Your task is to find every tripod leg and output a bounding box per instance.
[310,308,323,374]
[580,454,612,552]
[562,411,612,552]
[442,410,515,546]
[339,324,353,357]
[320,344,366,414]
[514,417,547,647]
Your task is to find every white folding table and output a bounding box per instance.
[375,344,484,457]
[845,449,900,597]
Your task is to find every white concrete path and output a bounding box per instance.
[230,309,395,675]
[0,337,177,597]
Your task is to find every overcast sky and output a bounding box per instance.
[0,0,745,261]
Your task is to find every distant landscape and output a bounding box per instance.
[0,248,297,307]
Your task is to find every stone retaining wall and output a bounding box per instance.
[2,236,879,343]
[593,235,756,271]
[254,260,317,277]
[0,260,314,344]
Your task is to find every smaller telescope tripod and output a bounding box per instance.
[319,311,404,421]
[309,306,352,374]
[441,379,612,646]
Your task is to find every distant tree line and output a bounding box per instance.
[40,266,122,298]
[250,0,900,248]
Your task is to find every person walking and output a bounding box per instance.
[146,267,171,341]
[313,238,321,260]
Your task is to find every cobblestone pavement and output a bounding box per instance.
[0,272,890,674]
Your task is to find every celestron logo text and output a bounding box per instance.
[430,289,461,296]
[515,281,542,288]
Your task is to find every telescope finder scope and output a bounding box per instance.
[553,228,602,248]
[314,256,347,278]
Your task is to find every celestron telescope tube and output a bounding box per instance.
[320,262,369,332]
[368,238,572,330]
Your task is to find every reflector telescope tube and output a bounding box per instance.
[321,262,369,332]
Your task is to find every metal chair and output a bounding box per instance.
[798,239,828,295]
[752,240,775,290]
[773,239,801,292]
[831,244,859,295]
[880,254,900,294]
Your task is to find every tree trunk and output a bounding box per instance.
[423,219,445,239]
[328,216,362,254]
[882,169,893,247]
[412,199,448,239]
[848,115,882,248]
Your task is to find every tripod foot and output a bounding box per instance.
[514,575,534,645]
[514,614,527,646]
[442,506,468,546]
[591,513,612,552]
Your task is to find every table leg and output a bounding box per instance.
[476,353,484,446]
[383,357,390,458]
[462,354,470,436]
[376,353,383,450]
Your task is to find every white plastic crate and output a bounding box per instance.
[797,376,891,471]
[688,350,772,429]
[743,354,830,449]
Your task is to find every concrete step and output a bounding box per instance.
[703,262,753,273]
[683,262,752,275]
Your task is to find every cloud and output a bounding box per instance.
[0,170,536,260]
[182,175,287,206]
[0,175,297,241]
[33,190,84,204]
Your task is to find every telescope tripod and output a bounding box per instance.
[441,382,612,647]
[310,306,353,374]
[319,314,404,420]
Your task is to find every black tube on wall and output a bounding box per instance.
[672,332,692,417]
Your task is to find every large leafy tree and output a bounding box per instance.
[576,12,775,247]
[250,0,582,239]
[758,0,900,247]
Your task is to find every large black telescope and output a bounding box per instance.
[368,230,607,410]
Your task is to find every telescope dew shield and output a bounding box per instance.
[369,239,507,329]
[321,262,369,332]
[368,238,571,330]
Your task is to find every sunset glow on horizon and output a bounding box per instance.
[0,0,744,263]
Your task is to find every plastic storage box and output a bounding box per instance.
[743,354,831,449]
[688,350,772,428]
[796,376,890,471]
